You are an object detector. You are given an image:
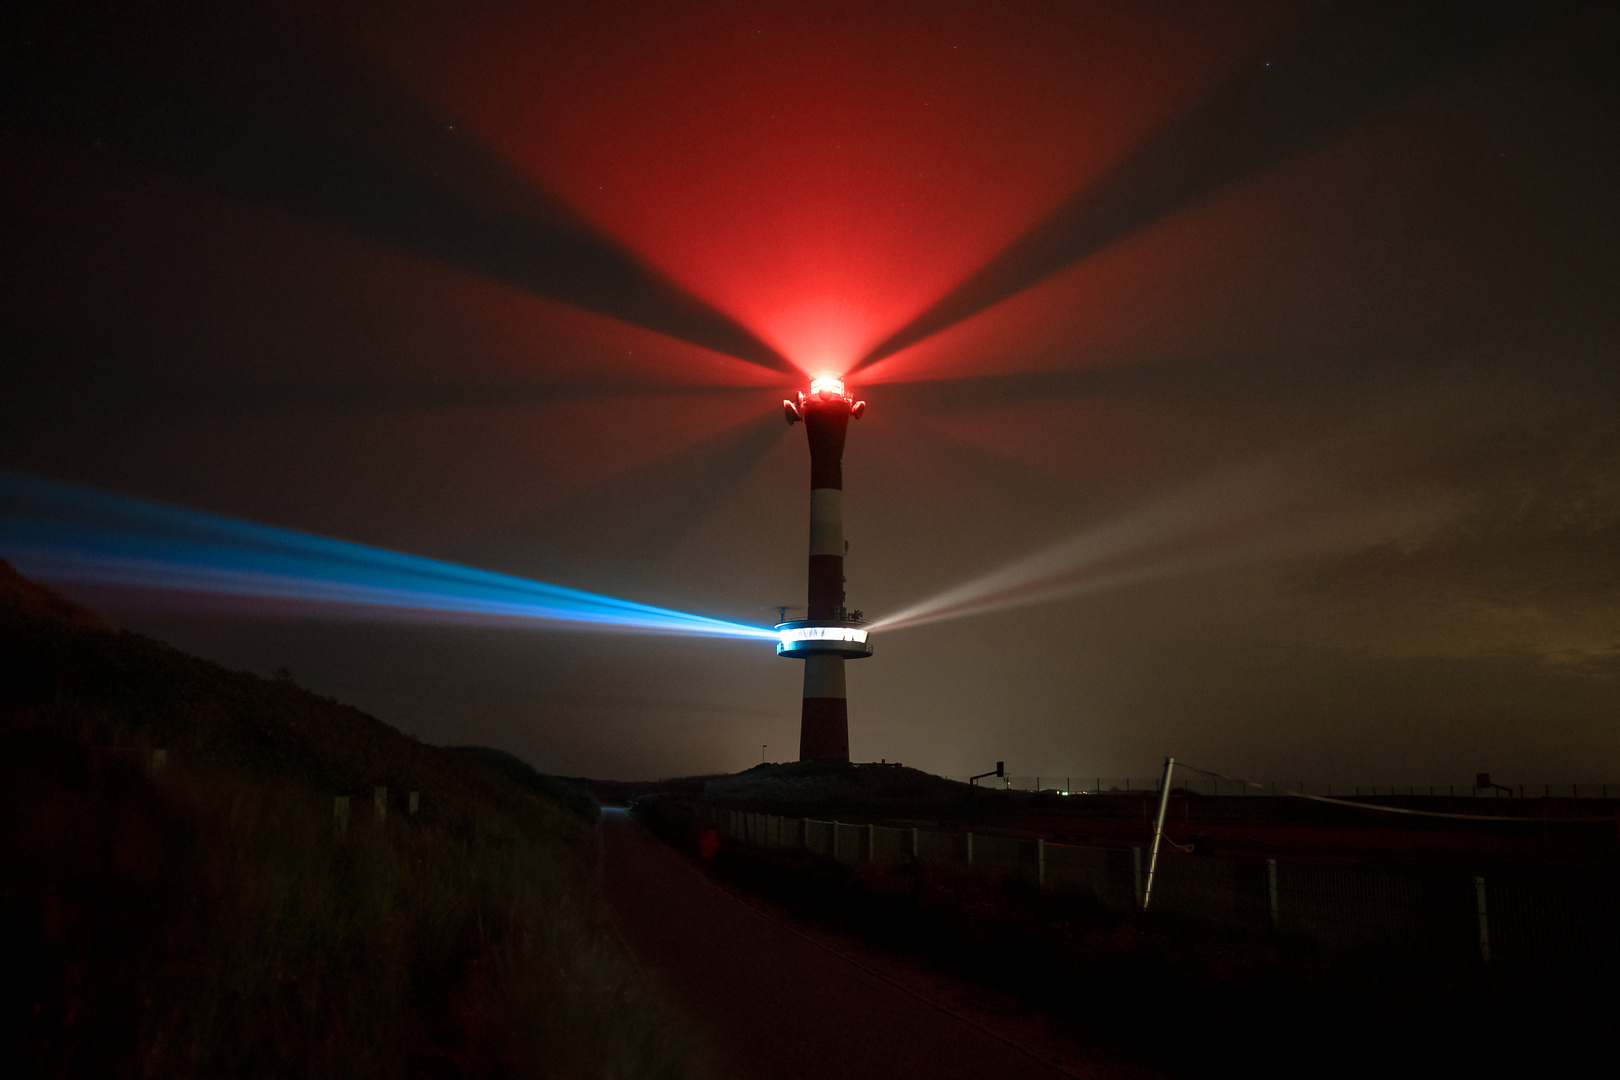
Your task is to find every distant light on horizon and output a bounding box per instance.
[0,471,777,640]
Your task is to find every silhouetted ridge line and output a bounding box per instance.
[0,557,107,632]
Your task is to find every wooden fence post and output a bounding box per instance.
[408,791,419,816]
[333,796,350,838]
[1268,858,1280,930]
[374,786,387,823]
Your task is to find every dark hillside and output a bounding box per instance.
[446,744,601,824]
[0,561,698,1078]
[1,559,469,804]
[0,558,106,631]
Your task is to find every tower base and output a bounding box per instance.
[799,696,849,762]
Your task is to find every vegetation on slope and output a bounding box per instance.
[0,561,698,1079]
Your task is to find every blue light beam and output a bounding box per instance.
[0,471,777,640]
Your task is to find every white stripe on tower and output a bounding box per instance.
[802,653,846,699]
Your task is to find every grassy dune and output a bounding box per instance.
[0,562,699,1079]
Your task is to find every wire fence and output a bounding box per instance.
[713,807,1620,974]
[942,776,1620,798]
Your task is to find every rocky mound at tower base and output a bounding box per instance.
[702,759,984,820]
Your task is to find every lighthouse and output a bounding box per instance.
[780,374,872,761]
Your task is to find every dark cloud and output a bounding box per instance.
[1311,417,1620,611]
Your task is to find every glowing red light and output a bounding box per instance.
[331,2,1286,380]
[809,374,846,399]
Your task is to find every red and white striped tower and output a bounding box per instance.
[780,374,872,761]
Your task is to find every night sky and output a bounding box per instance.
[4,0,1618,784]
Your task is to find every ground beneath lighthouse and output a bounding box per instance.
[595,807,1150,1080]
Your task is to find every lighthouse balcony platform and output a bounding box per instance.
[774,621,874,659]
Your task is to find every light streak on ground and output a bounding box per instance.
[0,472,776,640]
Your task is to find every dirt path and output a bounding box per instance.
[596,808,1114,1079]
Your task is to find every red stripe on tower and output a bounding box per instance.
[780,376,870,762]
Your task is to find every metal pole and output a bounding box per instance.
[1142,757,1176,910]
